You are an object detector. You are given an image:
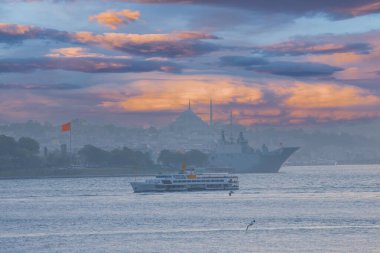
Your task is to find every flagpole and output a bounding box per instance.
[69,127,72,156]
[69,122,72,167]
[61,122,72,167]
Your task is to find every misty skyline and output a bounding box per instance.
[1,0,380,126]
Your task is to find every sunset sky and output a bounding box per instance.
[1,0,380,126]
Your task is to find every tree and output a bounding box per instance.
[18,137,40,155]
[185,149,209,166]
[0,135,42,170]
[0,135,18,156]
[78,145,109,167]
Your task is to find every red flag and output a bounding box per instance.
[61,122,71,132]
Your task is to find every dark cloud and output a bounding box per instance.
[253,42,373,57]
[11,0,380,18]
[0,24,219,58]
[114,40,220,57]
[220,56,268,66]
[0,83,82,90]
[251,61,343,77]
[0,24,69,44]
[0,57,181,73]
[121,0,380,18]
[220,56,343,77]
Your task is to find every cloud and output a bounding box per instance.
[88,74,380,125]
[300,30,380,83]
[71,31,220,57]
[253,41,372,57]
[119,0,380,18]
[251,61,343,77]
[0,57,181,73]
[89,9,140,30]
[0,23,69,44]
[47,47,106,58]
[220,56,268,66]
[0,83,82,90]
[271,82,380,108]
[264,81,380,124]
[0,23,219,57]
[346,1,380,16]
[2,71,380,125]
[46,47,131,58]
[220,56,343,77]
[91,75,263,113]
[10,0,380,19]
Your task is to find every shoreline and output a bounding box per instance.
[1,164,379,180]
[0,167,172,180]
[0,173,155,180]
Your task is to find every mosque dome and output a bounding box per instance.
[169,102,209,132]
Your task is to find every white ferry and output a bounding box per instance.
[130,169,239,193]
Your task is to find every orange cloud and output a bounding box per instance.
[47,47,104,58]
[91,75,263,113]
[0,23,34,34]
[308,50,380,80]
[1,22,218,57]
[70,31,218,57]
[89,9,140,30]
[88,74,380,125]
[308,52,364,65]
[46,47,131,59]
[271,82,380,109]
[305,31,380,80]
[238,118,281,125]
[288,109,380,122]
[257,41,365,56]
[72,31,216,46]
[347,1,380,16]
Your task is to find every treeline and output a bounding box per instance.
[0,135,42,170]
[78,145,155,169]
[0,135,156,171]
[0,135,210,174]
[77,146,209,169]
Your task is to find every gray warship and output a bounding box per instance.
[207,131,299,173]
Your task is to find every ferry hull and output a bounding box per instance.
[130,182,238,193]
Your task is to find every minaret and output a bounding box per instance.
[229,110,234,143]
[209,98,213,128]
[188,99,191,111]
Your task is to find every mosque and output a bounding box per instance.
[168,100,213,133]
[155,99,246,152]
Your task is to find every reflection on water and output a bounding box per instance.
[1,165,379,253]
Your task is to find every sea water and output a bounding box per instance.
[1,165,379,253]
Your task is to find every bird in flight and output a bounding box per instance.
[246,219,255,231]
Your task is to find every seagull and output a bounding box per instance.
[229,191,234,196]
[246,219,255,231]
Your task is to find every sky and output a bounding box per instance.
[1,0,380,126]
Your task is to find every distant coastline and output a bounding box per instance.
[0,167,169,180]
[2,163,380,180]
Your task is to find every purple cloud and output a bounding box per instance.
[220,56,343,77]
[0,23,220,58]
[0,57,181,73]
[253,41,372,57]
[120,0,380,18]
